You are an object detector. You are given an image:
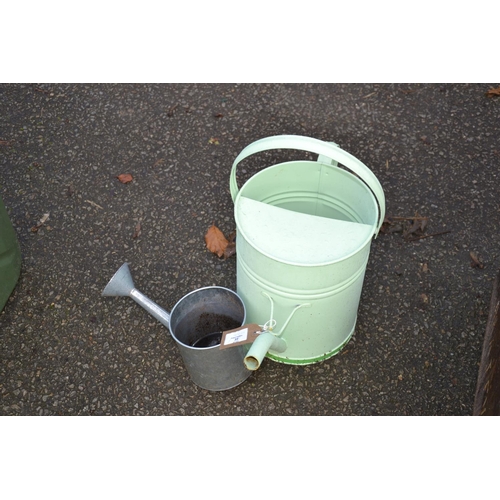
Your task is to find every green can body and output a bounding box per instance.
[230,136,385,365]
[0,195,21,312]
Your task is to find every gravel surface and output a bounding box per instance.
[1,83,499,415]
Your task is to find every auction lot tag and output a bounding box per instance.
[219,323,261,349]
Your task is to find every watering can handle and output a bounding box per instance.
[229,135,386,236]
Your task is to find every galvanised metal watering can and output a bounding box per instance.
[102,263,251,391]
[230,135,385,370]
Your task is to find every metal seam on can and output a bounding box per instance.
[237,252,369,300]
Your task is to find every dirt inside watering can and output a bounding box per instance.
[190,313,241,348]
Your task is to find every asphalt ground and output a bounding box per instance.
[1,83,500,416]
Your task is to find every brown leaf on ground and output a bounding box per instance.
[381,213,450,241]
[117,173,133,183]
[405,219,423,238]
[31,213,50,232]
[382,213,429,239]
[205,224,228,258]
[470,251,485,269]
[223,242,236,260]
[132,222,142,239]
[380,217,403,234]
[485,86,500,98]
[403,213,428,240]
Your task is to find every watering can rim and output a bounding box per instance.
[234,194,376,268]
[168,284,247,351]
[229,134,385,237]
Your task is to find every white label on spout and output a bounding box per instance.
[224,327,248,345]
[219,323,261,350]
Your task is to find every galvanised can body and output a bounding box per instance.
[230,136,385,365]
[167,286,251,391]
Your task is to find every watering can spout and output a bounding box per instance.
[244,332,286,371]
[102,263,171,328]
[102,262,135,297]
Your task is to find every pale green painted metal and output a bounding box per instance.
[0,195,21,312]
[231,135,385,365]
[244,331,287,371]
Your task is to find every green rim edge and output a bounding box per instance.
[265,332,354,365]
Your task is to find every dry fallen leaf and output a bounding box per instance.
[31,213,50,232]
[132,222,142,239]
[208,137,220,145]
[223,242,236,260]
[382,214,450,241]
[117,173,133,183]
[223,230,237,259]
[485,86,500,98]
[205,224,228,258]
[380,217,403,234]
[404,213,428,239]
[227,230,236,243]
[470,251,484,269]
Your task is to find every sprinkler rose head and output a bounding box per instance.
[102,262,135,297]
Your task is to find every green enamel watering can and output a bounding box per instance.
[230,135,385,370]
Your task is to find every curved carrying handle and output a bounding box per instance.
[230,135,386,236]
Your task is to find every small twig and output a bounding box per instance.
[409,230,451,241]
[85,200,103,210]
[389,216,429,221]
[31,213,50,232]
[167,104,178,116]
[34,86,51,95]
